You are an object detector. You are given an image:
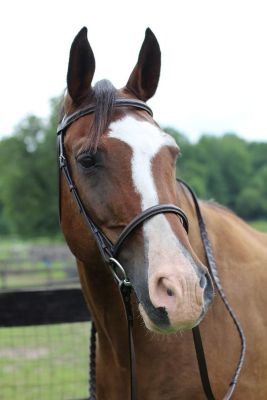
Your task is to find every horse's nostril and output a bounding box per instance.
[166,288,174,297]
[199,274,207,289]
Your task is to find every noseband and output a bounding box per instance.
[57,98,245,400]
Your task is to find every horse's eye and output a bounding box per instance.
[76,154,95,170]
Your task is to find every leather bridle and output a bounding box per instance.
[57,98,246,400]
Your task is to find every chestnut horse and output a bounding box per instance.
[58,27,267,399]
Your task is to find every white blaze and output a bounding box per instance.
[109,116,176,209]
[109,116,195,281]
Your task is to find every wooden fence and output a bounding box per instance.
[0,254,78,290]
[0,266,79,290]
[0,288,91,400]
[0,288,90,327]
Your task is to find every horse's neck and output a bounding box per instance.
[76,256,131,365]
[178,184,267,263]
[200,202,267,261]
[75,189,267,399]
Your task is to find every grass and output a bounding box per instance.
[0,239,29,260]
[0,236,66,260]
[0,238,90,399]
[249,219,267,232]
[0,237,68,260]
[0,322,91,400]
[0,238,77,290]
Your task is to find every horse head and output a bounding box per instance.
[59,27,214,334]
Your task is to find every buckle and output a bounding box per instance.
[59,154,66,168]
[108,258,131,287]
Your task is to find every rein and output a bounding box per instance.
[57,98,246,400]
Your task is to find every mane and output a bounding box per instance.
[178,181,235,217]
[204,200,235,215]
[89,79,117,153]
[60,80,117,153]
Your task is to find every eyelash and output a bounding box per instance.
[76,149,92,158]
[76,152,95,169]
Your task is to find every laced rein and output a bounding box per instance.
[57,99,246,400]
[180,180,246,400]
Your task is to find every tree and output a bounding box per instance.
[166,128,266,220]
[0,98,61,237]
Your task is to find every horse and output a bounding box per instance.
[58,27,267,399]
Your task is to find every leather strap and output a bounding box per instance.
[192,326,215,400]
[178,179,246,400]
[113,204,188,256]
[57,98,153,135]
[58,132,114,262]
[89,322,97,400]
[119,283,137,400]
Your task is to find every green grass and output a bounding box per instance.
[0,238,89,398]
[0,239,30,260]
[0,237,65,259]
[0,322,91,400]
[249,219,267,232]
[0,238,76,290]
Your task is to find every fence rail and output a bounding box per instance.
[0,288,91,327]
[0,266,79,290]
[0,288,91,400]
[0,243,91,398]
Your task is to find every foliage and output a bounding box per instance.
[165,128,267,221]
[0,99,60,237]
[250,219,267,232]
[0,103,266,238]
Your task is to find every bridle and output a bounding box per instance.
[57,98,246,400]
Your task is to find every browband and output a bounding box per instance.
[57,98,153,135]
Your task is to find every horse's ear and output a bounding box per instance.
[67,27,95,104]
[126,28,161,101]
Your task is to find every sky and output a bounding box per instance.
[1,0,267,142]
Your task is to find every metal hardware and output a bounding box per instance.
[109,257,132,287]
